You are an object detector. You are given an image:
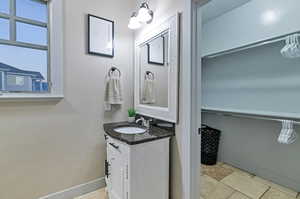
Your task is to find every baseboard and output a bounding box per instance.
[39,177,106,199]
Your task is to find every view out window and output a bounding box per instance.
[0,0,49,93]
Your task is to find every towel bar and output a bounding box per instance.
[108,66,121,77]
[145,71,154,80]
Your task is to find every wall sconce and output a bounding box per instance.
[128,12,142,30]
[137,2,153,24]
[128,2,154,30]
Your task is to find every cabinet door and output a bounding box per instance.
[107,140,128,199]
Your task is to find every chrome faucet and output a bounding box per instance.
[136,117,152,129]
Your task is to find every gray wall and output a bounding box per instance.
[202,113,300,191]
[202,40,300,115]
[0,0,135,198]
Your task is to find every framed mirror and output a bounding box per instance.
[134,14,179,123]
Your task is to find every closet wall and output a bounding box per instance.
[202,0,300,56]
[202,113,300,191]
[202,40,300,116]
[201,0,300,191]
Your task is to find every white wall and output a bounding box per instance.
[201,0,251,23]
[202,0,300,56]
[0,0,135,198]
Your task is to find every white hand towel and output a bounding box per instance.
[104,71,123,111]
[142,78,156,104]
[278,120,298,144]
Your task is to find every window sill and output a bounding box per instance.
[0,93,64,102]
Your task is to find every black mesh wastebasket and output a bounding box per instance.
[200,124,221,165]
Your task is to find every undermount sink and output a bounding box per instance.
[114,126,146,134]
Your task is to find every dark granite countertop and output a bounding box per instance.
[103,121,175,145]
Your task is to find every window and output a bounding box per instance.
[0,0,9,14]
[0,0,49,93]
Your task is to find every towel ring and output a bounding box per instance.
[145,71,154,80]
[108,67,121,77]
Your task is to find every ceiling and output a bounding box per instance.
[202,0,252,23]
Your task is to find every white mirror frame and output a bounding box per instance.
[134,14,179,123]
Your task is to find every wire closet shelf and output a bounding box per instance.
[203,31,300,59]
[202,31,300,124]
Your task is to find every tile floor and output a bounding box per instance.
[201,162,299,199]
[75,162,300,199]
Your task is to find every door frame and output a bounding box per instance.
[180,1,200,199]
[181,0,208,199]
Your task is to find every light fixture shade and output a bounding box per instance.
[146,10,154,24]
[128,13,141,30]
[137,2,153,23]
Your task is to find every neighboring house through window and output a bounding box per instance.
[0,62,48,92]
[0,0,49,93]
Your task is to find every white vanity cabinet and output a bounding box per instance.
[105,135,170,199]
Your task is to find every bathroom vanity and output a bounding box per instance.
[103,14,179,199]
[103,122,174,199]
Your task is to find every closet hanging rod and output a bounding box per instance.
[203,31,300,59]
[202,109,300,125]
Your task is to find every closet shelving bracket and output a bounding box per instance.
[202,107,300,124]
[203,31,300,59]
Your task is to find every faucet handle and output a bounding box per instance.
[136,117,152,129]
[145,119,152,128]
[135,117,145,124]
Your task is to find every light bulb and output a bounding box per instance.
[137,3,152,23]
[128,13,141,30]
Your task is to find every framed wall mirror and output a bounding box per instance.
[135,14,179,123]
